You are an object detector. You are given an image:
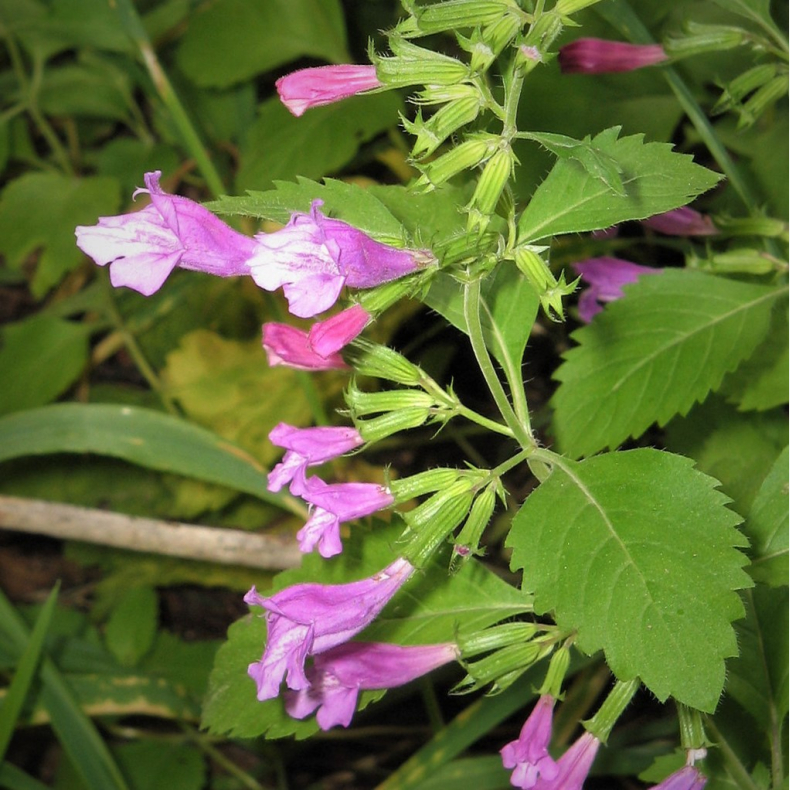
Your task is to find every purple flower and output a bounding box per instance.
[276,65,382,117]
[75,171,259,296]
[308,304,371,357]
[297,476,394,558]
[559,38,668,74]
[244,557,415,701]
[532,731,600,790]
[501,695,559,789]
[262,323,348,370]
[267,423,364,496]
[648,766,707,790]
[248,200,432,318]
[642,207,718,236]
[284,641,459,730]
[572,256,661,322]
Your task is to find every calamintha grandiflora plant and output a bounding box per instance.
[74,0,789,787]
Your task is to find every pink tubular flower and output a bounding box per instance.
[75,171,259,296]
[572,256,661,322]
[276,65,382,117]
[262,323,347,370]
[267,423,364,496]
[284,641,459,730]
[297,476,394,558]
[501,695,559,789]
[648,766,707,790]
[308,305,371,357]
[642,207,718,236]
[558,38,668,74]
[244,557,415,701]
[248,200,432,318]
[532,731,600,790]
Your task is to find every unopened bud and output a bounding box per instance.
[554,0,606,14]
[690,248,779,275]
[712,215,788,240]
[345,337,424,385]
[355,407,431,443]
[514,247,576,319]
[404,94,483,158]
[738,76,788,128]
[458,622,537,657]
[390,468,464,502]
[714,63,778,114]
[453,641,548,693]
[452,482,498,564]
[414,134,498,190]
[345,381,436,416]
[468,145,514,221]
[398,0,522,37]
[373,37,470,88]
[664,22,748,59]
[539,645,571,698]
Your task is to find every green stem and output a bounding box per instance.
[455,403,514,437]
[490,447,535,479]
[102,279,180,415]
[705,719,763,790]
[4,34,74,175]
[112,0,225,199]
[463,278,534,450]
[179,725,268,790]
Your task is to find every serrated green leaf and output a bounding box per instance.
[104,587,158,668]
[236,92,401,193]
[0,316,90,416]
[0,172,120,297]
[176,0,348,88]
[424,264,540,371]
[552,271,785,458]
[209,177,406,243]
[745,447,788,587]
[507,448,751,711]
[0,403,298,512]
[517,127,721,242]
[201,523,531,738]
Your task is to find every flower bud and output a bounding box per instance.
[355,407,432,443]
[452,482,499,565]
[539,645,571,698]
[664,22,747,59]
[403,93,483,158]
[373,37,470,89]
[454,641,548,693]
[514,247,577,320]
[345,380,436,416]
[458,622,537,657]
[460,12,523,70]
[710,215,787,240]
[414,135,499,191]
[689,248,778,275]
[401,483,476,566]
[390,468,465,502]
[737,76,788,128]
[467,145,515,226]
[554,0,606,14]
[344,337,424,385]
[714,63,778,114]
[397,0,522,37]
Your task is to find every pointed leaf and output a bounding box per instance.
[507,449,751,711]
[517,127,721,242]
[552,270,785,458]
[0,403,298,512]
[745,447,789,587]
